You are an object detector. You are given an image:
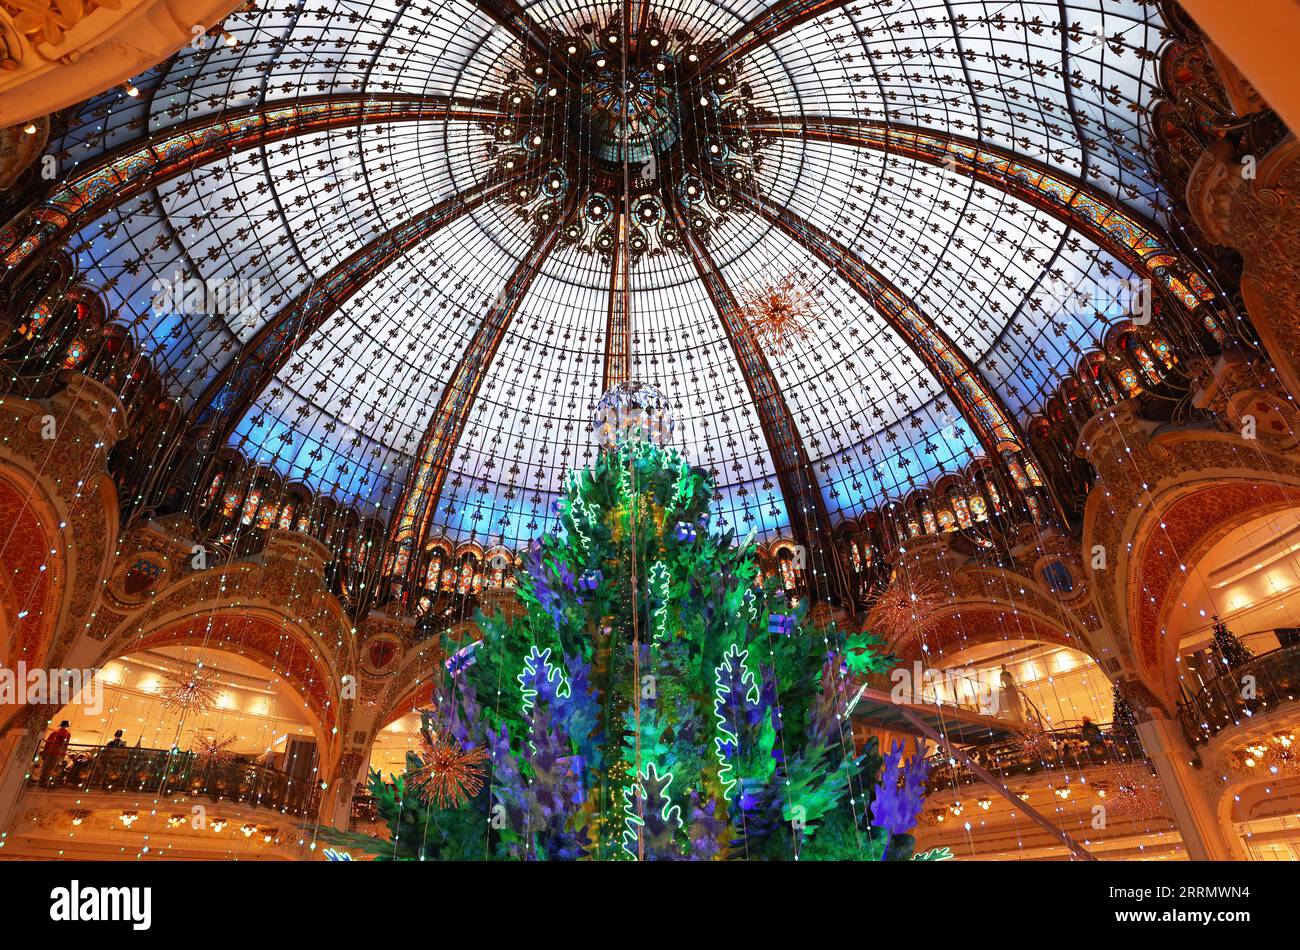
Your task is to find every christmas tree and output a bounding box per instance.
[1108,683,1142,755]
[320,384,929,860]
[1210,615,1253,671]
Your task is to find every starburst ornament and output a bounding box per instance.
[869,580,941,646]
[1106,764,1165,819]
[740,273,815,356]
[158,665,220,713]
[193,734,237,767]
[409,728,488,808]
[1009,720,1055,760]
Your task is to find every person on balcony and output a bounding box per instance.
[1081,716,1105,752]
[99,729,130,791]
[38,720,72,786]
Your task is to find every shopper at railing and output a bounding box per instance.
[38,720,71,786]
[1081,716,1105,753]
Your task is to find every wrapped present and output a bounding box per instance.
[445,642,480,675]
[578,569,603,591]
[768,613,795,636]
[674,521,697,542]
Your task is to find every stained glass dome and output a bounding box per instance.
[45,0,1197,551]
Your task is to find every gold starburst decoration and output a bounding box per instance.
[409,730,488,809]
[740,273,816,356]
[1009,720,1055,760]
[869,580,942,645]
[192,734,237,767]
[158,665,220,713]
[1105,764,1166,820]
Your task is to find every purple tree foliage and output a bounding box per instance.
[871,739,932,839]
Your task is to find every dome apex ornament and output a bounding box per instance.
[487,15,769,265]
[593,381,676,449]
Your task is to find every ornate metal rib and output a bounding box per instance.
[603,209,632,389]
[729,182,1027,469]
[703,0,849,72]
[469,0,581,86]
[671,199,851,606]
[191,175,518,441]
[147,174,521,512]
[736,116,1216,313]
[389,201,577,576]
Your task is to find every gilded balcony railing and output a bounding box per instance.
[924,722,1146,793]
[1177,644,1300,746]
[27,744,322,818]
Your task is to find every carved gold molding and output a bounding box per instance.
[1,0,120,51]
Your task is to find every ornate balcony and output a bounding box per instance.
[925,722,1147,793]
[26,744,321,819]
[1178,644,1300,746]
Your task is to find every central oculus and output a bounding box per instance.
[485,16,771,263]
[578,62,682,165]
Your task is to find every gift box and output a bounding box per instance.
[578,569,603,591]
[768,613,795,636]
[674,521,697,542]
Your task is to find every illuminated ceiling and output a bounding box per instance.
[52,0,1179,547]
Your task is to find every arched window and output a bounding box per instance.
[204,473,223,507]
[1116,365,1141,396]
[241,488,262,526]
[920,506,938,535]
[389,535,413,579]
[951,493,972,528]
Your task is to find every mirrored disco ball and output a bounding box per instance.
[592,381,676,449]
